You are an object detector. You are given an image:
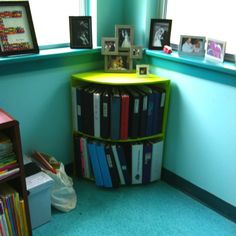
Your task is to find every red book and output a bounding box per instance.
[120,91,130,140]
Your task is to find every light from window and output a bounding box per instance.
[166,0,235,55]
[29,0,80,47]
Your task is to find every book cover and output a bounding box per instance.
[93,90,101,138]
[96,143,113,188]
[110,87,121,140]
[87,142,104,187]
[100,88,110,139]
[142,142,152,184]
[104,145,120,188]
[150,140,164,182]
[126,87,140,138]
[116,144,131,185]
[81,137,92,179]
[131,143,143,184]
[120,88,130,140]
[111,144,125,185]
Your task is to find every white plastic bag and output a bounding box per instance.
[44,163,77,212]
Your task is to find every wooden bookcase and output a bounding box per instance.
[71,71,170,186]
[0,109,32,235]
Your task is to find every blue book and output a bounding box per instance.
[142,142,152,184]
[96,143,113,188]
[87,142,104,187]
[110,87,121,140]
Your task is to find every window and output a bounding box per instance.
[29,0,84,47]
[165,0,235,60]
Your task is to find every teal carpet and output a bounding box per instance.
[33,179,236,236]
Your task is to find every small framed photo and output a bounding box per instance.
[69,16,92,49]
[101,37,118,55]
[149,19,172,50]
[115,25,134,51]
[179,35,206,57]
[205,38,226,63]
[0,1,39,56]
[136,64,149,77]
[130,45,143,59]
[105,53,133,73]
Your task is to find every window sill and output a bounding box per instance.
[0,47,101,66]
[145,50,236,77]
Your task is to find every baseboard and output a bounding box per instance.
[161,168,236,223]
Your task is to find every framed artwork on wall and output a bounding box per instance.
[148,19,172,50]
[0,1,39,56]
[178,35,206,57]
[115,25,134,51]
[205,38,226,63]
[69,16,92,49]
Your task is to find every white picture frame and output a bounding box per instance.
[205,38,226,63]
[136,64,149,77]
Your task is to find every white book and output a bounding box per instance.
[111,145,125,185]
[150,140,164,182]
[93,92,100,138]
[131,143,143,184]
[71,87,78,131]
[81,137,92,179]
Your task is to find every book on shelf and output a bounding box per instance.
[120,88,130,140]
[100,88,110,139]
[93,89,101,138]
[110,87,121,140]
[104,145,120,188]
[87,142,103,187]
[96,143,113,188]
[142,142,152,184]
[0,199,9,236]
[131,143,143,184]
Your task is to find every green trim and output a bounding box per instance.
[146,50,236,76]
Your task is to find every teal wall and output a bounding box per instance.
[0,52,103,165]
[147,55,236,207]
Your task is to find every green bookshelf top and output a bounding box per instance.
[72,70,170,85]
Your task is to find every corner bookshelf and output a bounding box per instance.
[0,109,32,235]
[71,71,170,187]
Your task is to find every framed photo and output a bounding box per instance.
[0,1,39,56]
[205,38,226,63]
[101,37,118,55]
[115,25,134,51]
[136,64,149,78]
[148,19,172,50]
[179,35,206,57]
[69,16,92,49]
[130,45,143,59]
[105,53,133,73]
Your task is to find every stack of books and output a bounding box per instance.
[0,183,29,236]
[72,84,166,140]
[75,136,164,188]
[0,133,19,181]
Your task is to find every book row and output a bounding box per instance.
[72,84,166,140]
[0,132,19,181]
[0,183,29,236]
[75,136,164,187]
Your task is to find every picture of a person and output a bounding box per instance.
[182,38,193,53]
[153,27,165,47]
[121,29,131,48]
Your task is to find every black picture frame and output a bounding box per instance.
[0,1,39,56]
[69,16,92,49]
[148,19,172,50]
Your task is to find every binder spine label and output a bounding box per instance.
[134,99,139,113]
[160,93,166,107]
[77,105,81,116]
[103,103,108,117]
[143,96,148,111]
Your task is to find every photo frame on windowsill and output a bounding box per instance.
[0,1,39,56]
[148,19,172,50]
[69,16,92,49]
[205,38,226,63]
